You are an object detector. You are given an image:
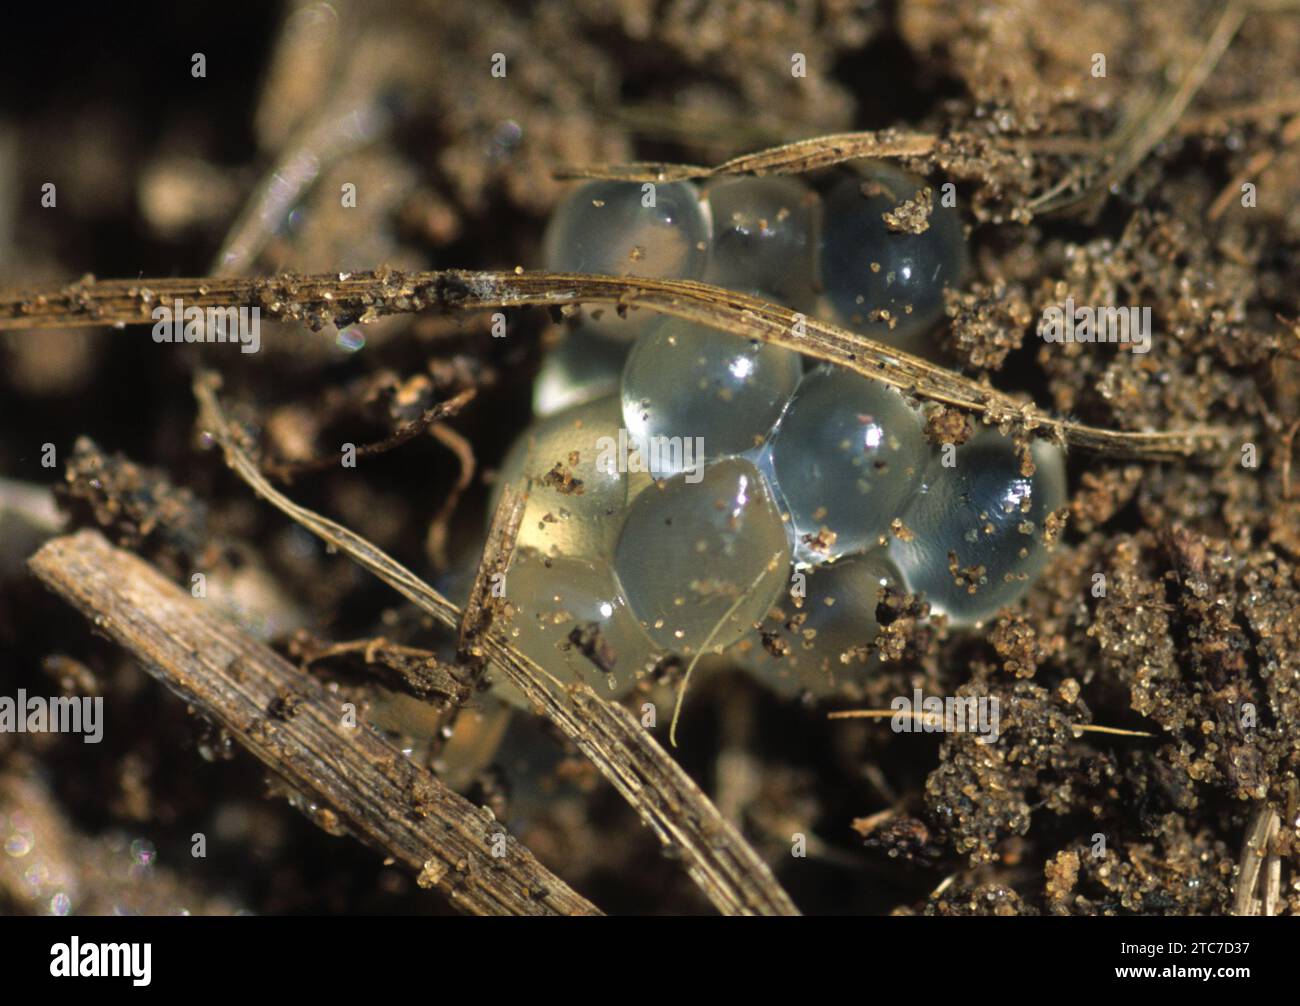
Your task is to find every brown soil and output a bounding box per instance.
[1,0,1297,915]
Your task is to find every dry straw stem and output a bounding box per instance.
[552,129,938,182]
[192,372,800,917]
[27,529,599,917]
[827,708,1156,738]
[441,480,526,742]
[0,270,1236,460]
[1232,804,1281,916]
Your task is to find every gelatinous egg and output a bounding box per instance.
[767,364,927,563]
[493,549,662,707]
[820,163,967,349]
[614,457,792,654]
[621,317,801,474]
[733,550,902,696]
[532,324,629,418]
[491,396,627,560]
[703,175,819,311]
[541,179,710,340]
[888,429,1066,626]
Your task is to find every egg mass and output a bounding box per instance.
[490,159,1062,701]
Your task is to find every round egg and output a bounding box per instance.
[541,179,710,341]
[767,364,927,563]
[614,456,792,654]
[703,175,819,311]
[621,317,801,475]
[819,163,967,350]
[732,550,902,697]
[491,396,628,560]
[492,549,662,707]
[887,428,1067,626]
[532,324,629,418]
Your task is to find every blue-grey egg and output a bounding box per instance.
[888,428,1066,625]
[819,163,967,350]
[767,364,927,563]
[621,317,801,475]
[703,175,819,311]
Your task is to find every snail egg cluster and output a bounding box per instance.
[492,166,1065,702]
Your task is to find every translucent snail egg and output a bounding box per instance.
[702,175,820,311]
[541,179,710,341]
[734,550,902,697]
[491,396,628,560]
[493,549,662,708]
[620,317,802,474]
[887,429,1067,626]
[819,163,967,350]
[614,457,792,654]
[532,324,629,418]
[767,364,927,563]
